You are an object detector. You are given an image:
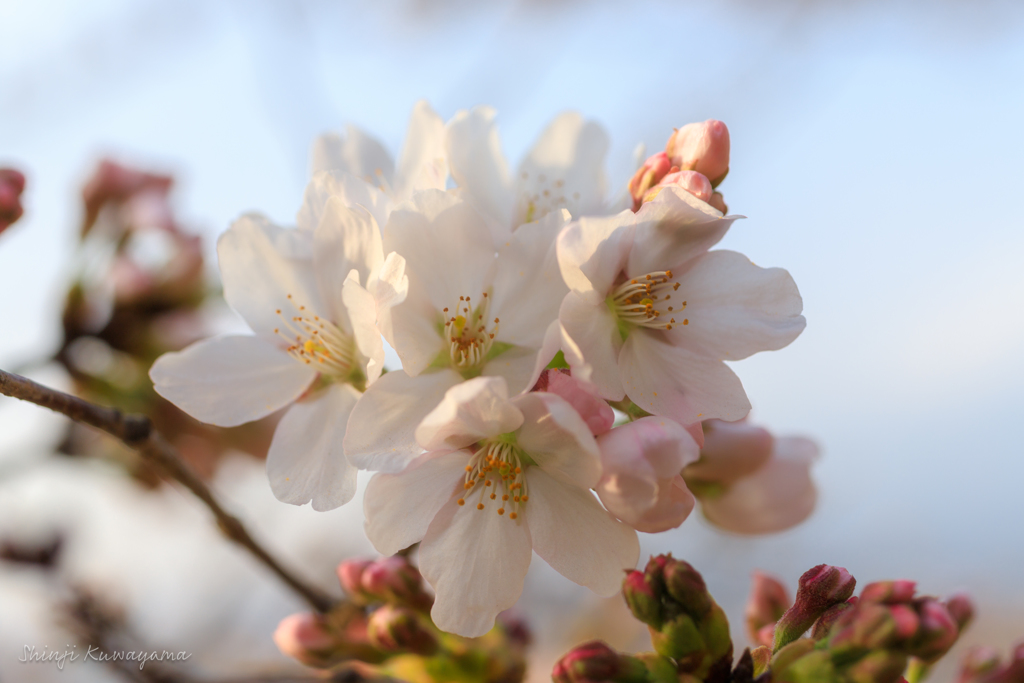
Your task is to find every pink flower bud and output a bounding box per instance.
[686,420,774,485]
[698,436,818,535]
[535,369,614,436]
[360,556,432,610]
[81,159,172,235]
[945,593,975,632]
[273,613,339,668]
[628,152,673,211]
[623,569,663,628]
[366,604,438,656]
[643,170,713,206]
[552,640,648,683]
[860,580,917,604]
[596,417,700,533]
[909,598,960,662]
[774,564,856,651]
[958,645,1002,682]
[0,168,26,234]
[746,571,790,645]
[665,120,730,186]
[337,558,374,601]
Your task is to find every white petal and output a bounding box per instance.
[298,170,392,235]
[481,343,543,395]
[416,376,524,451]
[372,251,410,352]
[627,186,739,277]
[341,272,385,384]
[218,214,325,339]
[266,383,360,511]
[701,437,818,535]
[516,111,609,223]
[363,450,467,556]
[556,210,634,295]
[343,368,462,472]
[488,209,569,348]
[393,100,448,198]
[514,393,601,489]
[309,127,394,186]
[382,190,496,376]
[526,469,639,596]
[619,331,751,424]
[315,197,384,300]
[559,291,625,400]
[668,250,806,360]
[445,106,514,228]
[150,335,315,427]
[420,491,532,637]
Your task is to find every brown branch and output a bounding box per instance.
[0,368,335,613]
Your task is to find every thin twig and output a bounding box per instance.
[0,368,335,613]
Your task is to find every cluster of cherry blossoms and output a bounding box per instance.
[149,102,809,638]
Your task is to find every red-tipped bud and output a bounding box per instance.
[958,645,1003,682]
[945,593,975,633]
[360,556,432,610]
[845,650,910,683]
[908,598,960,662]
[273,613,341,668]
[774,564,856,652]
[643,171,713,206]
[497,610,533,648]
[665,559,712,618]
[665,120,730,187]
[810,598,856,641]
[746,571,790,644]
[366,605,438,656]
[623,569,663,627]
[861,580,917,604]
[628,152,673,211]
[337,558,374,601]
[552,640,648,683]
[0,168,26,234]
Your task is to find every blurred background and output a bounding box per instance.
[1,0,1023,680]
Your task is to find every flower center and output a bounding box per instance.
[608,270,688,331]
[518,170,581,224]
[274,294,358,380]
[443,293,500,370]
[456,440,529,520]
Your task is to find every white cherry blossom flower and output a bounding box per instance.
[301,100,448,233]
[343,190,569,473]
[150,197,384,511]
[362,376,639,637]
[557,185,805,425]
[445,106,614,235]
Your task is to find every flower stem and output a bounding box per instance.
[0,367,336,614]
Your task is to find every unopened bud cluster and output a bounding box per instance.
[0,168,25,234]
[275,554,528,682]
[628,120,730,213]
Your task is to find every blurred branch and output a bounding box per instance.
[0,367,335,613]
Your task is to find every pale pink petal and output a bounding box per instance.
[298,170,391,234]
[344,368,462,472]
[314,198,383,309]
[597,416,700,478]
[526,469,639,596]
[309,127,394,186]
[150,335,315,427]
[341,272,385,384]
[620,330,751,424]
[515,111,609,224]
[393,100,448,197]
[668,250,805,360]
[522,320,594,393]
[481,344,543,395]
[420,491,533,637]
[266,383,360,511]
[556,210,634,295]
[445,106,514,229]
[382,191,496,375]
[364,450,467,556]
[415,376,524,451]
[488,209,569,348]
[685,419,773,484]
[514,393,601,489]
[543,370,614,436]
[218,215,325,340]
[701,437,818,535]
[627,186,739,277]
[631,476,697,533]
[559,291,625,400]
